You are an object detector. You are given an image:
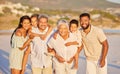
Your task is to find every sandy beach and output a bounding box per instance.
[0,33,120,74]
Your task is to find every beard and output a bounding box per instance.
[81,24,90,30]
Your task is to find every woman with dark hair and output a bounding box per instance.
[9,15,33,74]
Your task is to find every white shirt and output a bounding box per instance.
[48,33,78,62]
[30,27,54,68]
[73,30,82,47]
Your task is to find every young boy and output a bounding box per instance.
[66,19,83,69]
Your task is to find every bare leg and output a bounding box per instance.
[11,69,14,74]
[74,52,79,69]
[11,69,21,74]
[21,46,31,74]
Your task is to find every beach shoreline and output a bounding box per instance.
[0,33,120,74]
[107,0,120,4]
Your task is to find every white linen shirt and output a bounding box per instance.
[81,25,107,61]
[48,33,78,62]
[30,27,54,68]
[73,30,82,47]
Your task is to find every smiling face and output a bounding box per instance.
[58,24,69,37]
[38,17,48,31]
[21,19,31,30]
[31,17,38,27]
[70,23,78,33]
[80,16,90,30]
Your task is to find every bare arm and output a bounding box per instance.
[31,32,41,37]
[78,44,83,54]
[29,29,42,37]
[55,53,65,63]
[46,24,53,37]
[73,45,83,69]
[48,46,65,63]
[65,41,79,46]
[47,46,55,54]
[100,40,109,67]
[28,27,43,38]
[19,38,32,50]
[74,52,79,69]
[15,29,32,50]
[19,31,35,50]
[21,45,31,74]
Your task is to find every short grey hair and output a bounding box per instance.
[38,14,48,22]
[57,19,69,29]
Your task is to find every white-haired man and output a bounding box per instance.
[30,14,54,74]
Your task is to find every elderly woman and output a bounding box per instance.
[48,19,79,74]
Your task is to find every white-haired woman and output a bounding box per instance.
[48,19,79,74]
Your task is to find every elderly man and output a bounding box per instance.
[30,14,53,74]
[48,20,79,74]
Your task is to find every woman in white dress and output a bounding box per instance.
[9,15,33,74]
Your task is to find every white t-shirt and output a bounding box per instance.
[72,30,82,47]
[30,27,54,68]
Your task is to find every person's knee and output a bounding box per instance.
[24,50,30,55]
[12,69,21,74]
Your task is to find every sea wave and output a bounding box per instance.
[107,0,120,4]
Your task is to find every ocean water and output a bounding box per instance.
[1,29,120,34]
[107,0,120,4]
[103,29,120,34]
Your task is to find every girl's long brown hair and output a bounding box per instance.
[10,15,31,46]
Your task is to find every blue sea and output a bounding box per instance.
[0,29,120,35]
[107,0,120,4]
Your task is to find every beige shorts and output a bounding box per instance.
[32,66,52,74]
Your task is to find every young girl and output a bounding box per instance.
[9,15,33,74]
[21,14,53,74]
